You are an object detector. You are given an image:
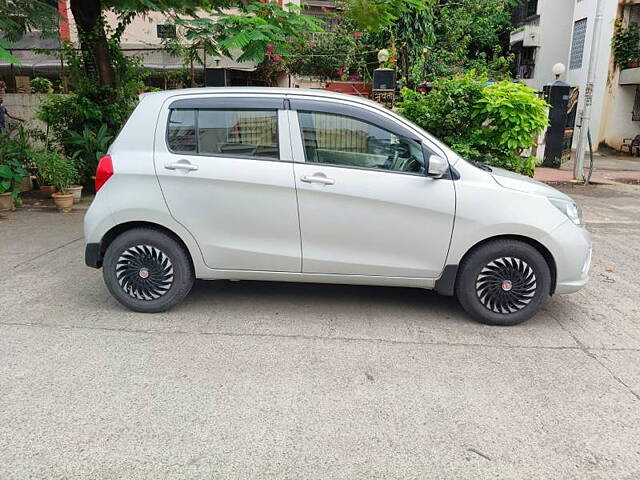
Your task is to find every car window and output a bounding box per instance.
[167,109,196,153]
[298,111,426,174]
[166,108,279,160]
[198,110,279,160]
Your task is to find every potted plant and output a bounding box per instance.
[33,150,79,212]
[612,21,640,69]
[67,124,112,193]
[32,147,56,198]
[0,160,29,210]
[67,184,83,203]
[0,127,30,211]
[0,160,28,211]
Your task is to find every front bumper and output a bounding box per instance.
[549,220,592,294]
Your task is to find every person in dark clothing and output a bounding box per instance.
[0,99,24,132]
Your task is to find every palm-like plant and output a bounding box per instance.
[66,125,113,180]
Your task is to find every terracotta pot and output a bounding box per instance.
[0,192,15,211]
[67,185,83,204]
[52,193,74,213]
[19,175,33,192]
[39,185,56,198]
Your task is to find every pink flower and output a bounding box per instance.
[336,70,344,76]
[353,31,362,38]
[266,44,275,53]
[272,54,281,62]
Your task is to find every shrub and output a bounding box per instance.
[398,72,486,161]
[612,21,640,68]
[0,124,35,204]
[473,81,549,175]
[397,73,548,176]
[37,94,104,147]
[36,42,142,159]
[30,77,53,94]
[33,150,78,194]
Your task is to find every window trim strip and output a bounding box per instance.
[169,97,286,110]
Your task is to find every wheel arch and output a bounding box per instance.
[96,221,195,274]
[437,234,557,296]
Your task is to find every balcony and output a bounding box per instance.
[620,66,640,86]
[510,21,541,48]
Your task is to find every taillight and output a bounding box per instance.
[95,155,113,192]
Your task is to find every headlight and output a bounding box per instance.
[549,198,584,226]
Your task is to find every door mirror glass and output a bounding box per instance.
[426,154,448,178]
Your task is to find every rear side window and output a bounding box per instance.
[167,109,197,153]
[166,108,279,160]
[198,110,278,159]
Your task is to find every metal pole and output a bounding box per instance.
[574,0,605,181]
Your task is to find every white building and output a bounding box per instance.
[510,0,638,152]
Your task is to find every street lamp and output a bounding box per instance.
[377,49,390,66]
[552,62,566,80]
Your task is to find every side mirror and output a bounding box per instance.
[426,154,448,179]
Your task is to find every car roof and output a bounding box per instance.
[140,87,381,109]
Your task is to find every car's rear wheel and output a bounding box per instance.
[455,240,551,326]
[102,228,194,313]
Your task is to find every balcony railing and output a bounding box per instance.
[512,0,539,27]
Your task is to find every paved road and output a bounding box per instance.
[1,184,639,479]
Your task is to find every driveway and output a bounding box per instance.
[1,184,639,479]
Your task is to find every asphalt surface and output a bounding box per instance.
[1,183,639,479]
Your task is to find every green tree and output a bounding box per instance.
[170,1,322,64]
[342,0,515,85]
[342,0,428,32]
[167,1,323,85]
[0,0,59,64]
[68,0,231,88]
[417,0,515,82]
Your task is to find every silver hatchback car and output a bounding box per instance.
[84,87,591,325]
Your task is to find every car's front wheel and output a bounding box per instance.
[102,228,194,313]
[455,240,551,326]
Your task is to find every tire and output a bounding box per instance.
[102,228,194,313]
[455,240,551,326]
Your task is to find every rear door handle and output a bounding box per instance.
[165,160,199,172]
[300,175,335,185]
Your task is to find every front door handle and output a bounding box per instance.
[300,174,335,185]
[165,160,199,172]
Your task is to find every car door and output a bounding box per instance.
[154,95,301,272]
[289,98,455,278]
